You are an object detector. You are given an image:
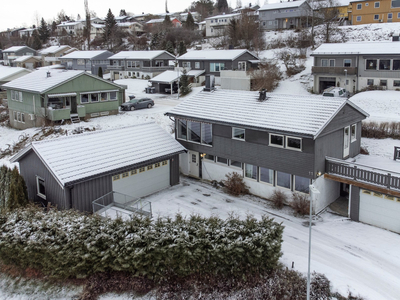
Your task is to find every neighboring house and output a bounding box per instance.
[2,46,37,66]
[59,50,113,76]
[10,123,186,213]
[18,28,36,38]
[40,45,77,66]
[0,66,31,86]
[180,12,201,22]
[349,0,400,24]
[197,20,206,31]
[13,56,42,69]
[333,0,352,23]
[258,0,312,30]
[117,22,145,35]
[0,28,25,38]
[311,39,400,93]
[149,69,205,93]
[166,89,369,214]
[205,13,241,37]
[56,21,84,35]
[90,23,105,40]
[177,49,260,86]
[2,69,126,129]
[146,18,182,28]
[107,50,176,80]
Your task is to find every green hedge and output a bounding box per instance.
[0,206,284,279]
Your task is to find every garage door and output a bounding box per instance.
[359,189,400,233]
[112,160,170,199]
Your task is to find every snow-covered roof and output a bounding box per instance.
[146,18,164,24]
[57,21,82,27]
[3,46,31,53]
[0,66,31,81]
[149,70,205,83]
[108,50,175,60]
[92,23,105,28]
[177,49,258,61]
[167,89,368,138]
[11,123,186,187]
[312,41,400,55]
[13,55,39,62]
[60,50,110,59]
[40,45,71,55]
[2,69,121,93]
[205,13,241,20]
[259,0,306,11]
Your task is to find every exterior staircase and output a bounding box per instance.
[70,114,80,124]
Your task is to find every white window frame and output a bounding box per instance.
[269,133,284,148]
[343,59,352,67]
[229,160,242,169]
[351,124,357,142]
[17,112,21,122]
[275,171,292,190]
[13,111,17,121]
[204,154,215,162]
[321,59,328,67]
[216,156,228,165]
[356,16,362,22]
[259,167,274,186]
[77,59,85,65]
[232,127,245,141]
[36,176,46,199]
[357,3,362,9]
[21,113,25,123]
[329,59,335,67]
[375,2,380,8]
[388,13,393,19]
[294,175,310,194]
[286,136,302,151]
[195,62,200,69]
[374,14,379,20]
[183,62,191,68]
[244,163,258,181]
[80,94,89,103]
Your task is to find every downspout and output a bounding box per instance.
[356,55,359,92]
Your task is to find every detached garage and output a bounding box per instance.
[11,123,186,213]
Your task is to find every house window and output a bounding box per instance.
[201,123,213,145]
[388,13,393,19]
[217,157,228,164]
[131,169,137,175]
[260,167,274,185]
[276,171,291,189]
[351,124,357,142]
[204,154,215,161]
[366,59,377,70]
[398,12,400,18]
[329,59,335,67]
[17,112,21,122]
[147,165,153,170]
[374,14,379,20]
[162,160,168,166]
[177,119,212,146]
[286,136,302,151]
[232,127,245,140]
[177,120,187,140]
[36,176,46,199]
[77,59,85,65]
[375,2,380,8]
[155,60,164,67]
[139,167,146,173]
[13,111,17,121]
[122,172,129,178]
[81,94,89,103]
[321,59,328,67]
[380,80,387,87]
[270,134,284,147]
[344,59,351,67]
[245,164,258,180]
[367,79,374,85]
[188,121,201,143]
[21,113,25,123]
[294,176,310,193]
[101,92,108,101]
[393,60,400,70]
[210,62,225,72]
[238,61,246,71]
[113,175,120,181]
[182,62,191,68]
[230,160,242,168]
[379,60,390,70]
[91,93,99,102]
[109,91,117,100]
[195,62,200,69]
[394,80,400,86]
[392,0,400,8]
[356,3,362,9]
[356,16,362,22]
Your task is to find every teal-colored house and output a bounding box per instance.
[2,69,126,129]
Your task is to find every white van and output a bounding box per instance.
[322,87,348,97]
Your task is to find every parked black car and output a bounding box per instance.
[121,98,154,111]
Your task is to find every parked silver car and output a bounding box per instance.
[121,98,154,111]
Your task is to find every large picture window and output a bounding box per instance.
[366,59,377,70]
[260,167,274,185]
[201,123,213,145]
[177,119,212,146]
[392,0,400,8]
[210,62,225,72]
[245,164,258,180]
[379,60,390,70]
[81,94,89,103]
[393,60,400,70]
[177,120,187,140]
[188,121,201,143]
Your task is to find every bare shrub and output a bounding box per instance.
[275,49,305,77]
[362,121,400,139]
[286,64,306,77]
[291,192,310,216]
[248,59,282,92]
[360,147,369,155]
[270,190,287,209]
[223,172,249,196]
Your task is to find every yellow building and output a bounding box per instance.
[349,0,400,25]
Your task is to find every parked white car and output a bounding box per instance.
[322,87,348,97]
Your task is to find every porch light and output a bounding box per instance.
[200,153,206,158]
[316,171,322,178]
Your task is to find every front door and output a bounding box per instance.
[71,96,77,114]
[188,150,199,178]
[343,126,350,158]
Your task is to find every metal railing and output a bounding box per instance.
[312,66,357,75]
[93,191,152,218]
[325,157,400,190]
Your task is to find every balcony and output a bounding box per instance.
[46,105,85,121]
[312,66,357,75]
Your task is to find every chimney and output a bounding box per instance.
[46,71,51,78]
[258,89,267,101]
[204,74,215,92]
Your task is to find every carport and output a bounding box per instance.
[149,70,205,94]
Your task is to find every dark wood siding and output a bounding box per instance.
[314,129,343,175]
[350,185,360,221]
[18,151,67,209]
[349,121,362,158]
[170,154,180,186]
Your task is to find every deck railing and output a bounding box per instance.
[325,157,400,190]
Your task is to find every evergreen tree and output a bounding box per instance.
[217,0,229,13]
[119,9,127,16]
[38,18,50,43]
[150,32,161,50]
[84,0,91,50]
[51,21,57,35]
[163,15,172,28]
[177,41,187,56]
[102,9,118,50]
[0,166,28,211]
[98,67,103,78]
[184,12,196,30]
[0,165,10,212]
[165,40,175,55]
[31,30,43,50]
[179,68,192,96]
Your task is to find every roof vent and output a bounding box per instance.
[204,74,215,92]
[258,89,267,101]
[46,71,51,78]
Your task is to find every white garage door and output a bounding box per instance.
[112,161,170,199]
[359,189,400,233]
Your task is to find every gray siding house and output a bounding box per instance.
[107,50,176,80]
[59,50,113,76]
[177,49,260,87]
[312,40,400,93]
[166,89,368,213]
[258,0,312,30]
[10,124,186,213]
[2,46,37,66]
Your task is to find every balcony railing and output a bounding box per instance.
[312,66,357,75]
[325,157,400,190]
[107,65,174,72]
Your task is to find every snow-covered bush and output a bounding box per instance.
[0,206,284,280]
